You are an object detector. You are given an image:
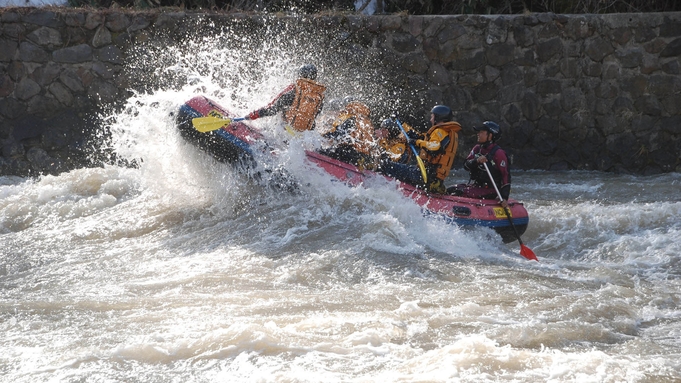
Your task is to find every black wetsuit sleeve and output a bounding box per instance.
[256,89,295,117]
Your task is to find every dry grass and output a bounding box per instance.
[66,0,681,13]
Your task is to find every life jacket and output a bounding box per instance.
[330,101,378,156]
[378,138,406,162]
[284,78,326,132]
[419,121,462,181]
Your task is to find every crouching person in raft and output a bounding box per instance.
[448,121,511,207]
[318,98,380,169]
[380,105,462,194]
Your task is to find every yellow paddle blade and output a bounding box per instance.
[192,116,232,133]
[416,155,428,184]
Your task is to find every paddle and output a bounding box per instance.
[483,161,538,261]
[393,117,428,184]
[192,116,246,133]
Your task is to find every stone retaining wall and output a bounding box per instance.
[1,8,680,176]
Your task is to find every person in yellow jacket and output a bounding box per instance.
[380,105,462,194]
[246,64,326,133]
[319,98,380,168]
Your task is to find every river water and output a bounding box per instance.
[2,87,681,383]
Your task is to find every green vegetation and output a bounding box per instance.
[66,0,681,14]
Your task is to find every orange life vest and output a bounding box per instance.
[284,78,326,132]
[331,101,378,156]
[419,121,462,181]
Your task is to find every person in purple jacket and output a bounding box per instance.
[462,121,511,207]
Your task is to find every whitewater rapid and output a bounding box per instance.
[1,86,680,382]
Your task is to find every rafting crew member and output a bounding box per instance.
[451,121,511,207]
[374,118,411,166]
[319,98,380,168]
[246,64,326,133]
[380,105,462,194]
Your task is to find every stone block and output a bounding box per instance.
[521,91,541,121]
[500,66,522,86]
[87,78,118,103]
[19,41,50,63]
[92,26,112,48]
[514,49,535,67]
[105,13,130,33]
[27,95,61,117]
[536,37,562,63]
[31,62,61,86]
[585,36,614,62]
[660,17,681,37]
[23,11,63,28]
[0,97,25,119]
[472,82,498,102]
[128,15,151,33]
[85,13,104,30]
[2,138,25,158]
[0,39,18,62]
[2,23,25,40]
[26,26,62,48]
[97,45,123,65]
[59,68,85,92]
[615,47,643,68]
[536,78,561,96]
[53,44,93,63]
[426,62,449,86]
[49,82,73,106]
[660,38,681,58]
[542,98,562,117]
[504,103,522,124]
[511,25,533,47]
[391,33,420,53]
[0,75,14,98]
[634,95,663,116]
[498,84,524,105]
[485,17,508,45]
[64,12,86,27]
[486,43,515,66]
[15,78,41,101]
[661,59,680,74]
[437,22,466,44]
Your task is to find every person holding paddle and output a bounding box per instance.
[318,98,380,169]
[380,105,462,194]
[461,121,511,207]
[245,64,326,133]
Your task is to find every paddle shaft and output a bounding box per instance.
[482,162,537,260]
[482,162,520,238]
[394,118,428,184]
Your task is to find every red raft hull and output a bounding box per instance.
[177,96,529,243]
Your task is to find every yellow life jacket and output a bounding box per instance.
[419,121,462,181]
[331,101,378,156]
[379,138,406,162]
[284,78,326,132]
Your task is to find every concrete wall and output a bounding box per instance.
[1,8,680,176]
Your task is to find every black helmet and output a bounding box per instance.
[474,121,502,141]
[380,118,400,135]
[431,105,453,123]
[299,64,317,80]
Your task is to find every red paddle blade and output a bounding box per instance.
[520,244,538,261]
